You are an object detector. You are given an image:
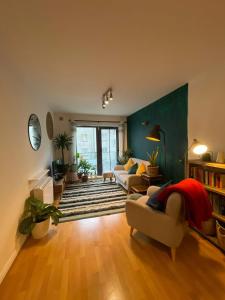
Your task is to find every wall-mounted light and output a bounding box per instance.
[102,88,113,109]
[108,89,113,101]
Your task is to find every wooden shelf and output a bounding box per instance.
[212,212,225,222]
[189,160,225,253]
[189,160,225,171]
[204,185,225,197]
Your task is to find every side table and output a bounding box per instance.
[141,173,163,186]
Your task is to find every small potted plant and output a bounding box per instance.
[18,197,63,239]
[147,148,159,176]
[78,159,92,182]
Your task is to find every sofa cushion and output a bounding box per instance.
[124,158,134,171]
[114,170,128,176]
[128,163,138,174]
[136,162,146,176]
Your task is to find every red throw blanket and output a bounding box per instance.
[157,178,212,229]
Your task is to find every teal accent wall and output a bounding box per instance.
[127,84,188,183]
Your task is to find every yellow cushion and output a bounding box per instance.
[136,163,146,176]
[124,158,134,171]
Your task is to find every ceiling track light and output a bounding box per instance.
[102,88,113,109]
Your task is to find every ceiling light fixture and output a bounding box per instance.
[102,88,113,109]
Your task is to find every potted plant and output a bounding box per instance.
[18,197,63,239]
[147,148,159,176]
[78,159,92,182]
[118,149,133,165]
[53,133,73,171]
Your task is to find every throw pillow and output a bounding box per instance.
[124,158,134,171]
[136,163,146,176]
[146,181,172,211]
[128,163,138,174]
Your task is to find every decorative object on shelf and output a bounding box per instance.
[53,132,73,166]
[147,147,159,176]
[202,152,212,162]
[18,197,62,239]
[46,112,54,140]
[102,88,113,109]
[145,124,166,170]
[28,114,42,151]
[216,151,225,164]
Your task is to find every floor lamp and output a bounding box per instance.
[145,125,166,170]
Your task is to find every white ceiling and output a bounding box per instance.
[1,0,225,116]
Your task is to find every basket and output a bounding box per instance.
[216,220,225,250]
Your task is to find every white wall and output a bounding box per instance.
[53,112,127,163]
[188,63,225,160]
[0,66,53,283]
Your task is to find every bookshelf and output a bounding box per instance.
[189,160,225,252]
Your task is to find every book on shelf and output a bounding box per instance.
[190,166,225,189]
[211,194,225,215]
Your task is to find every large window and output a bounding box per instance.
[76,126,118,175]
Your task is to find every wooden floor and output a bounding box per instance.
[0,213,225,300]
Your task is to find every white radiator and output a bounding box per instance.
[32,176,54,204]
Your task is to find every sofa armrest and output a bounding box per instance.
[127,175,144,191]
[147,185,160,197]
[114,165,125,171]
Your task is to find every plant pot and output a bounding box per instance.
[82,175,88,182]
[78,173,83,179]
[147,166,159,176]
[32,218,50,239]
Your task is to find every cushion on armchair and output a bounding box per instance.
[146,181,172,211]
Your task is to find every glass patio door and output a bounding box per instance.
[76,126,118,175]
[100,128,118,173]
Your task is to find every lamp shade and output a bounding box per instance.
[192,139,208,155]
[145,125,161,141]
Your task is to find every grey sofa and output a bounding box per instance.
[114,158,149,193]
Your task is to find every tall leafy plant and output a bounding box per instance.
[53,132,73,165]
[18,197,63,235]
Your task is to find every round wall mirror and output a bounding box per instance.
[46,112,54,140]
[28,114,42,150]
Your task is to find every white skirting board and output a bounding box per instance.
[0,236,27,285]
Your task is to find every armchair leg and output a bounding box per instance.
[170,247,176,261]
[130,227,134,236]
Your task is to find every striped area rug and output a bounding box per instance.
[58,179,127,222]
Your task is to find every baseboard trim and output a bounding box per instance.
[0,237,27,285]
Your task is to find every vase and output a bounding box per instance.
[216,152,225,163]
[147,166,159,176]
[32,218,50,239]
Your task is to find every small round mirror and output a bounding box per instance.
[46,112,54,140]
[28,114,42,150]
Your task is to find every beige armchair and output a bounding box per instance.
[126,186,186,261]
